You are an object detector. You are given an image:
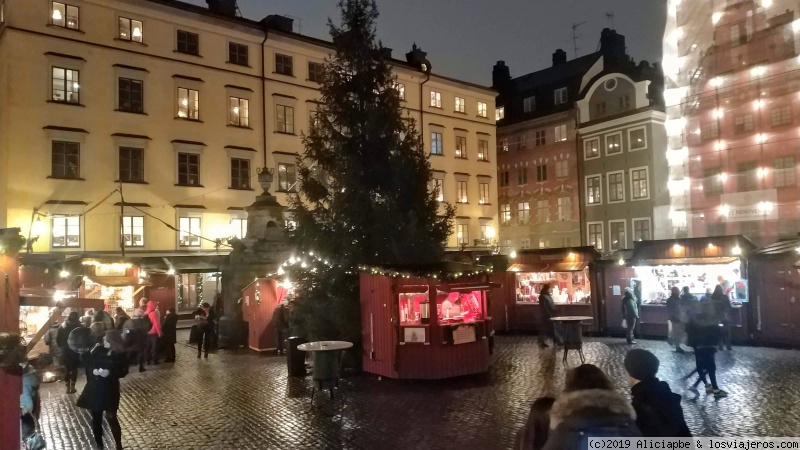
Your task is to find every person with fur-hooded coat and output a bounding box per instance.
[543,364,640,450]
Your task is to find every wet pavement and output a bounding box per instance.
[36,334,800,449]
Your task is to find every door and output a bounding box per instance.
[759,267,795,345]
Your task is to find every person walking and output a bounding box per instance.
[711,286,734,351]
[193,302,214,359]
[538,284,558,348]
[77,329,128,450]
[515,397,556,450]
[122,307,150,372]
[274,299,291,355]
[666,287,686,353]
[624,349,691,437]
[43,314,63,372]
[113,307,130,331]
[56,311,82,394]
[161,308,178,363]
[82,309,95,328]
[686,295,728,398]
[621,288,639,345]
[144,300,162,365]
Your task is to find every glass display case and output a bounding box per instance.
[515,268,591,304]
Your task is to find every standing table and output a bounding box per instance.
[297,341,353,403]
[550,316,593,364]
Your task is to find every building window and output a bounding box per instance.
[433,178,444,202]
[606,133,622,155]
[455,96,465,113]
[517,202,530,225]
[177,88,199,120]
[584,138,599,159]
[516,133,527,150]
[500,204,511,225]
[538,239,551,249]
[523,96,535,113]
[455,136,467,159]
[499,170,509,187]
[276,104,295,133]
[119,147,144,183]
[456,180,468,203]
[536,199,549,223]
[122,216,144,247]
[499,138,509,153]
[178,217,201,247]
[703,167,722,195]
[480,225,492,242]
[630,167,649,200]
[308,62,324,83]
[308,107,319,130]
[595,102,607,117]
[457,224,469,246]
[554,87,568,105]
[770,105,792,127]
[277,163,296,192]
[517,167,528,185]
[618,95,631,111]
[736,161,757,192]
[536,164,547,182]
[478,102,487,117]
[228,42,249,66]
[774,156,796,187]
[478,140,489,161]
[176,30,199,55]
[119,17,143,42]
[118,78,143,113]
[629,127,646,150]
[52,215,80,247]
[608,171,625,202]
[586,175,601,205]
[177,153,200,186]
[734,113,754,134]
[431,132,443,155]
[230,97,249,127]
[521,239,531,249]
[588,222,603,251]
[430,91,442,108]
[230,158,251,189]
[275,53,293,76]
[609,221,626,251]
[557,197,572,221]
[633,218,651,241]
[556,160,568,179]
[479,183,490,204]
[51,141,80,179]
[535,130,546,146]
[52,67,79,104]
[231,218,247,239]
[555,124,567,142]
[700,121,719,141]
[51,2,78,29]
[495,106,504,121]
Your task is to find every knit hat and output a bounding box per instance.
[624,349,660,381]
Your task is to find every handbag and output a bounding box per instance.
[621,319,627,328]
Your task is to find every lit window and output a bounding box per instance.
[430,91,442,108]
[477,102,487,117]
[631,168,649,200]
[176,30,199,55]
[122,216,144,247]
[52,215,80,248]
[495,106,504,121]
[536,199,549,223]
[456,180,468,203]
[517,167,528,185]
[554,87,568,105]
[629,128,646,150]
[536,164,547,182]
[276,105,294,133]
[433,178,444,202]
[51,141,80,179]
[499,138,509,153]
[500,204,511,225]
[734,114,754,134]
[774,156,796,187]
[633,219,651,241]
[587,176,602,205]
[479,183,490,204]
[230,158,251,190]
[395,82,405,100]
[52,67,80,104]
[556,160,568,179]
[584,138,599,159]
[457,224,469,245]
[770,105,792,127]
[308,107,319,130]
[308,62,324,82]
[606,133,622,155]
[119,147,144,183]
[229,42,249,66]
[701,122,719,141]
[275,53,293,76]
[177,88,199,120]
[523,96,535,113]
[230,97,249,127]
[119,78,143,113]
[588,222,603,251]
[557,197,572,221]
[177,153,200,186]
[431,132,443,155]
[480,225,492,242]
[555,124,567,142]
[478,140,489,161]
[277,163,296,192]
[517,202,530,225]
[231,218,247,239]
[119,17,143,42]
[51,2,79,29]
[609,221,626,251]
[608,171,625,202]
[455,96,465,113]
[538,239,550,249]
[535,130,546,146]
[455,136,467,159]
[179,217,201,247]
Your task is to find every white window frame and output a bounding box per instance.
[456,223,469,245]
[629,166,650,201]
[500,204,511,225]
[632,217,652,242]
[51,214,81,249]
[608,220,627,251]
[121,215,144,247]
[478,139,489,161]
[628,126,647,151]
[587,221,604,251]
[395,82,405,100]
[517,201,530,225]
[276,104,295,134]
[554,124,567,142]
[177,87,199,120]
[178,216,202,248]
[456,180,468,203]
[585,175,602,206]
[430,90,442,108]
[495,106,505,121]
[433,177,444,202]
[554,87,568,105]
[557,196,572,221]
[477,102,487,118]
[606,170,626,203]
[230,217,248,239]
[523,96,535,113]
[431,131,443,155]
[51,2,79,30]
[455,96,465,113]
[584,137,600,160]
[277,162,297,192]
[604,131,623,156]
[118,16,143,43]
[478,182,490,205]
[229,96,249,128]
[52,67,80,104]
[555,160,568,179]
[536,199,549,223]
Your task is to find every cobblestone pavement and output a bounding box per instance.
[36,334,800,449]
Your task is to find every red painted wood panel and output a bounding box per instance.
[752,260,800,346]
[1,240,22,448]
[243,279,281,351]
[146,274,176,315]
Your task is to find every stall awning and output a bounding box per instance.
[84,274,149,287]
[633,257,739,266]
[508,262,587,273]
[20,296,104,308]
[166,255,226,273]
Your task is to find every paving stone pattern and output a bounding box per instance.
[37,335,800,449]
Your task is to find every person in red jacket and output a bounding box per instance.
[144,300,162,365]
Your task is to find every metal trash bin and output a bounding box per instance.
[286,336,307,377]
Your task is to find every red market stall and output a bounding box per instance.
[241,278,290,352]
[360,263,498,380]
[749,239,800,347]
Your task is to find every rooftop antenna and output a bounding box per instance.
[571,21,587,59]
[606,11,615,29]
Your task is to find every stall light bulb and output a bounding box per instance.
[60,270,70,278]
[712,12,723,24]
[720,204,730,216]
[732,246,741,255]
[618,258,625,266]
[167,268,176,275]
[672,244,682,253]
[510,250,517,259]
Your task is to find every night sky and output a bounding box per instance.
[186,0,667,86]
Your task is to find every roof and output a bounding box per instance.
[751,239,800,257]
[510,52,602,92]
[629,235,756,263]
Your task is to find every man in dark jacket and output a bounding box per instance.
[666,287,686,353]
[621,289,639,345]
[161,308,178,362]
[624,349,691,437]
[274,300,291,355]
[538,284,559,348]
[56,311,82,394]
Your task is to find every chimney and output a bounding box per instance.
[405,43,431,73]
[492,61,511,89]
[552,49,567,66]
[380,47,393,60]
[263,15,294,32]
[206,0,237,17]
[600,28,626,58]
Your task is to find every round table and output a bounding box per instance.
[550,316,593,364]
[297,341,353,403]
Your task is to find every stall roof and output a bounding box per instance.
[629,235,755,263]
[751,239,800,257]
[508,262,587,272]
[516,246,602,259]
[632,257,740,266]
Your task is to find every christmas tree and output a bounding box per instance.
[288,0,455,350]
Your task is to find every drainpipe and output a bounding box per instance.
[261,25,270,167]
[419,67,431,136]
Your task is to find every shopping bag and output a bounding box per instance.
[621,319,627,328]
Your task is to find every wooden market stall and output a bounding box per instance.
[241,278,290,352]
[360,263,499,380]
[749,239,800,347]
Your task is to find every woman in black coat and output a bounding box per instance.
[161,308,178,362]
[77,329,128,450]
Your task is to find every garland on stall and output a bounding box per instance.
[196,274,204,306]
[0,232,25,256]
[254,282,261,306]
[177,276,184,310]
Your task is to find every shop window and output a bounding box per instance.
[609,221,626,251]
[536,199,549,223]
[177,87,199,120]
[523,96,535,113]
[629,128,646,150]
[535,130,546,146]
[478,140,489,161]
[455,136,467,159]
[499,170,509,187]
[52,67,80,104]
[437,290,484,325]
[52,215,80,248]
[607,171,625,202]
[555,124,567,142]
[774,156,796,187]
[119,17,143,42]
[586,176,601,205]
[308,62,324,83]
[119,147,144,183]
[230,97,249,127]
[457,224,469,245]
[703,167,722,195]
[395,82,405,100]
[479,183,490,205]
[588,222,603,250]
[176,30,199,55]
[177,273,216,313]
[701,122,719,141]
[736,161,757,192]
[632,218,651,241]
[606,133,622,155]
[536,164,547,182]
[517,167,528,185]
[119,78,143,113]
[517,202,530,225]
[178,217,201,247]
[277,163,296,192]
[122,216,144,247]
[430,90,442,108]
[230,158,251,190]
[275,53,293,76]
[633,260,744,305]
[433,178,444,202]
[51,141,80,179]
[556,160,568,179]
[51,2,79,29]
[584,138,599,159]
[557,197,572,221]
[456,180,468,203]
[231,218,247,239]
[177,153,200,186]
[499,138,508,153]
[630,168,649,200]
[500,204,511,225]
[515,267,590,304]
[495,106,504,121]
[455,96,465,113]
[228,42,249,66]
[431,132,443,155]
[478,102,487,117]
[398,289,430,327]
[733,113,754,134]
[276,104,294,134]
[554,87,568,105]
